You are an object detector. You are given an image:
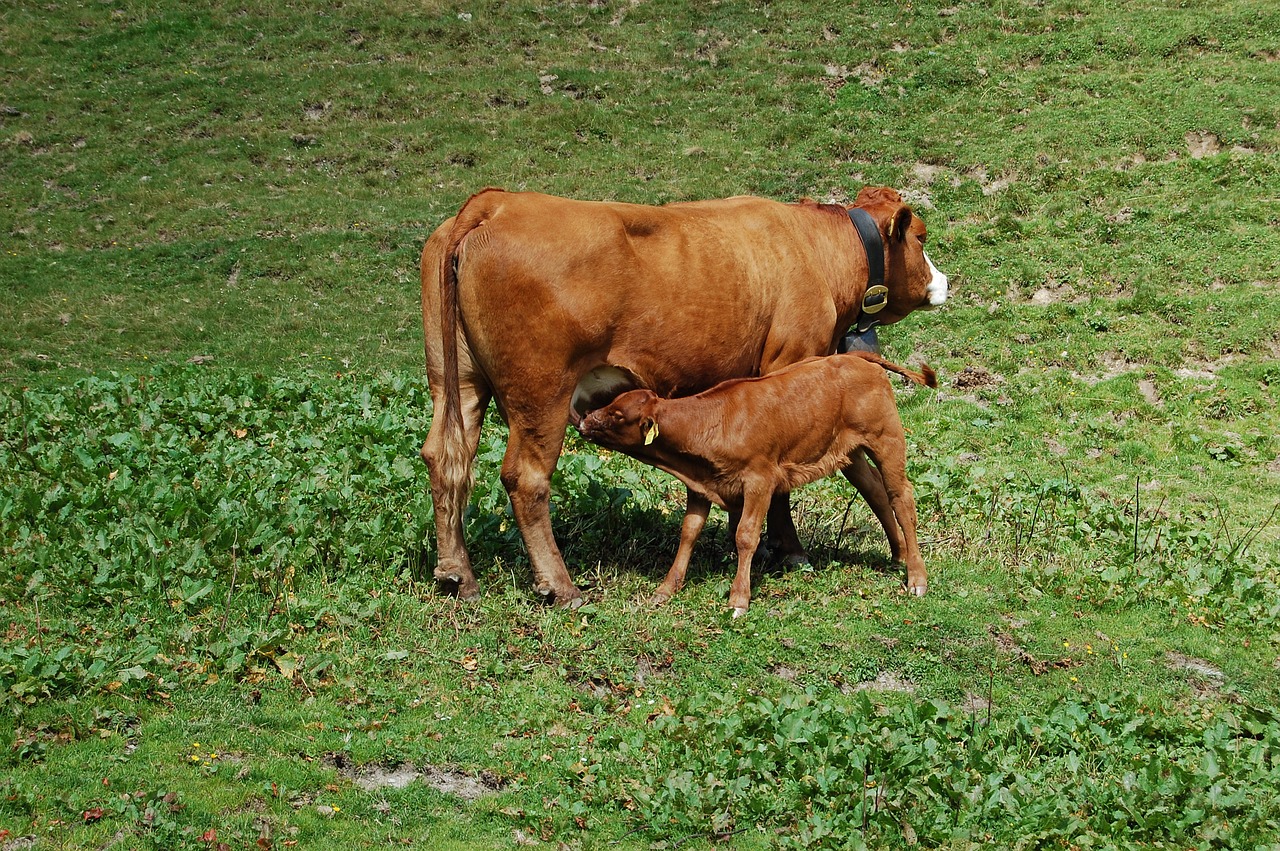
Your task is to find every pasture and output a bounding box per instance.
[2,0,1279,848]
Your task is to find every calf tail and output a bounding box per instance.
[852,351,938,389]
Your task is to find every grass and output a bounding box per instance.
[2,0,1280,848]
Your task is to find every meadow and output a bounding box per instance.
[2,0,1279,848]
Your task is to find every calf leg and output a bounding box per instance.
[500,410,582,606]
[840,450,905,563]
[865,440,927,596]
[729,487,773,616]
[652,491,711,605]
[725,506,768,564]
[421,382,491,599]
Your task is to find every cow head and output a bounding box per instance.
[852,187,948,325]
[578,389,661,452]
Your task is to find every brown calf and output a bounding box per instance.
[578,352,936,615]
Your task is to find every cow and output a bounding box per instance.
[578,352,936,615]
[420,187,948,606]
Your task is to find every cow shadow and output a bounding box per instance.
[452,446,905,599]
[548,491,904,599]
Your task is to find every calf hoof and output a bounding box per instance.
[783,553,811,567]
[650,591,673,606]
[731,606,749,619]
[905,582,927,597]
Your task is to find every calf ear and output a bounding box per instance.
[642,417,659,445]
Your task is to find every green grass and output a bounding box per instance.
[2,0,1280,848]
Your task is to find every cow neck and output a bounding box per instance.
[848,207,887,334]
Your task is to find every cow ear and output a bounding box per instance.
[889,205,913,243]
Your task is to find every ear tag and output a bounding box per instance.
[886,217,895,239]
[643,422,659,445]
[862,284,889,315]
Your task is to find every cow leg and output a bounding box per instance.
[729,488,772,617]
[840,450,905,563]
[757,337,825,567]
[652,490,711,605]
[864,442,927,597]
[421,383,491,599]
[500,413,582,606]
[766,493,810,565]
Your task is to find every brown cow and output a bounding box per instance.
[578,352,936,615]
[421,188,947,605]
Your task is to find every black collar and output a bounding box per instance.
[848,207,889,333]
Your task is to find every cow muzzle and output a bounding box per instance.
[924,251,948,308]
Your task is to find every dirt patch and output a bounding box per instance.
[826,61,883,87]
[1173,356,1235,381]
[959,692,992,715]
[844,671,915,694]
[1138,379,1162,406]
[771,664,800,681]
[422,765,505,801]
[1094,353,1133,382]
[608,0,646,26]
[966,166,1015,196]
[635,652,672,685]
[910,162,948,185]
[352,763,422,792]
[324,753,504,800]
[2,837,38,850]
[1114,152,1147,172]
[990,628,1082,676]
[1186,130,1221,159]
[991,629,1023,655]
[952,365,1002,390]
[303,102,332,122]
[1074,352,1143,386]
[1030,284,1074,305]
[1164,652,1224,684]
[902,163,956,210]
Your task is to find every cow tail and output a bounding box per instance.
[852,351,938,389]
[437,190,501,457]
[427,189,503,535]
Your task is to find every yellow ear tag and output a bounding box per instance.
[643,422,659,445]
[886,217,895,239]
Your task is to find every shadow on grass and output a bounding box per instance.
[444,480,910,602]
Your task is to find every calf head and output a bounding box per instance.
[578,389,661,452]
[853,186,948,325]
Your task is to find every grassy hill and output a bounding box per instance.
[2,0,1279,848]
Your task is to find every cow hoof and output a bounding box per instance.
[434,570,481,600]
[906,583,927,597]
[650,591,672,606]
[536,584,584,609]
[731,606,749,619]
[783,553,811,567]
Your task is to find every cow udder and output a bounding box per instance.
[570,364,645,424]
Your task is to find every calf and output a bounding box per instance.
[578,352,936,615]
